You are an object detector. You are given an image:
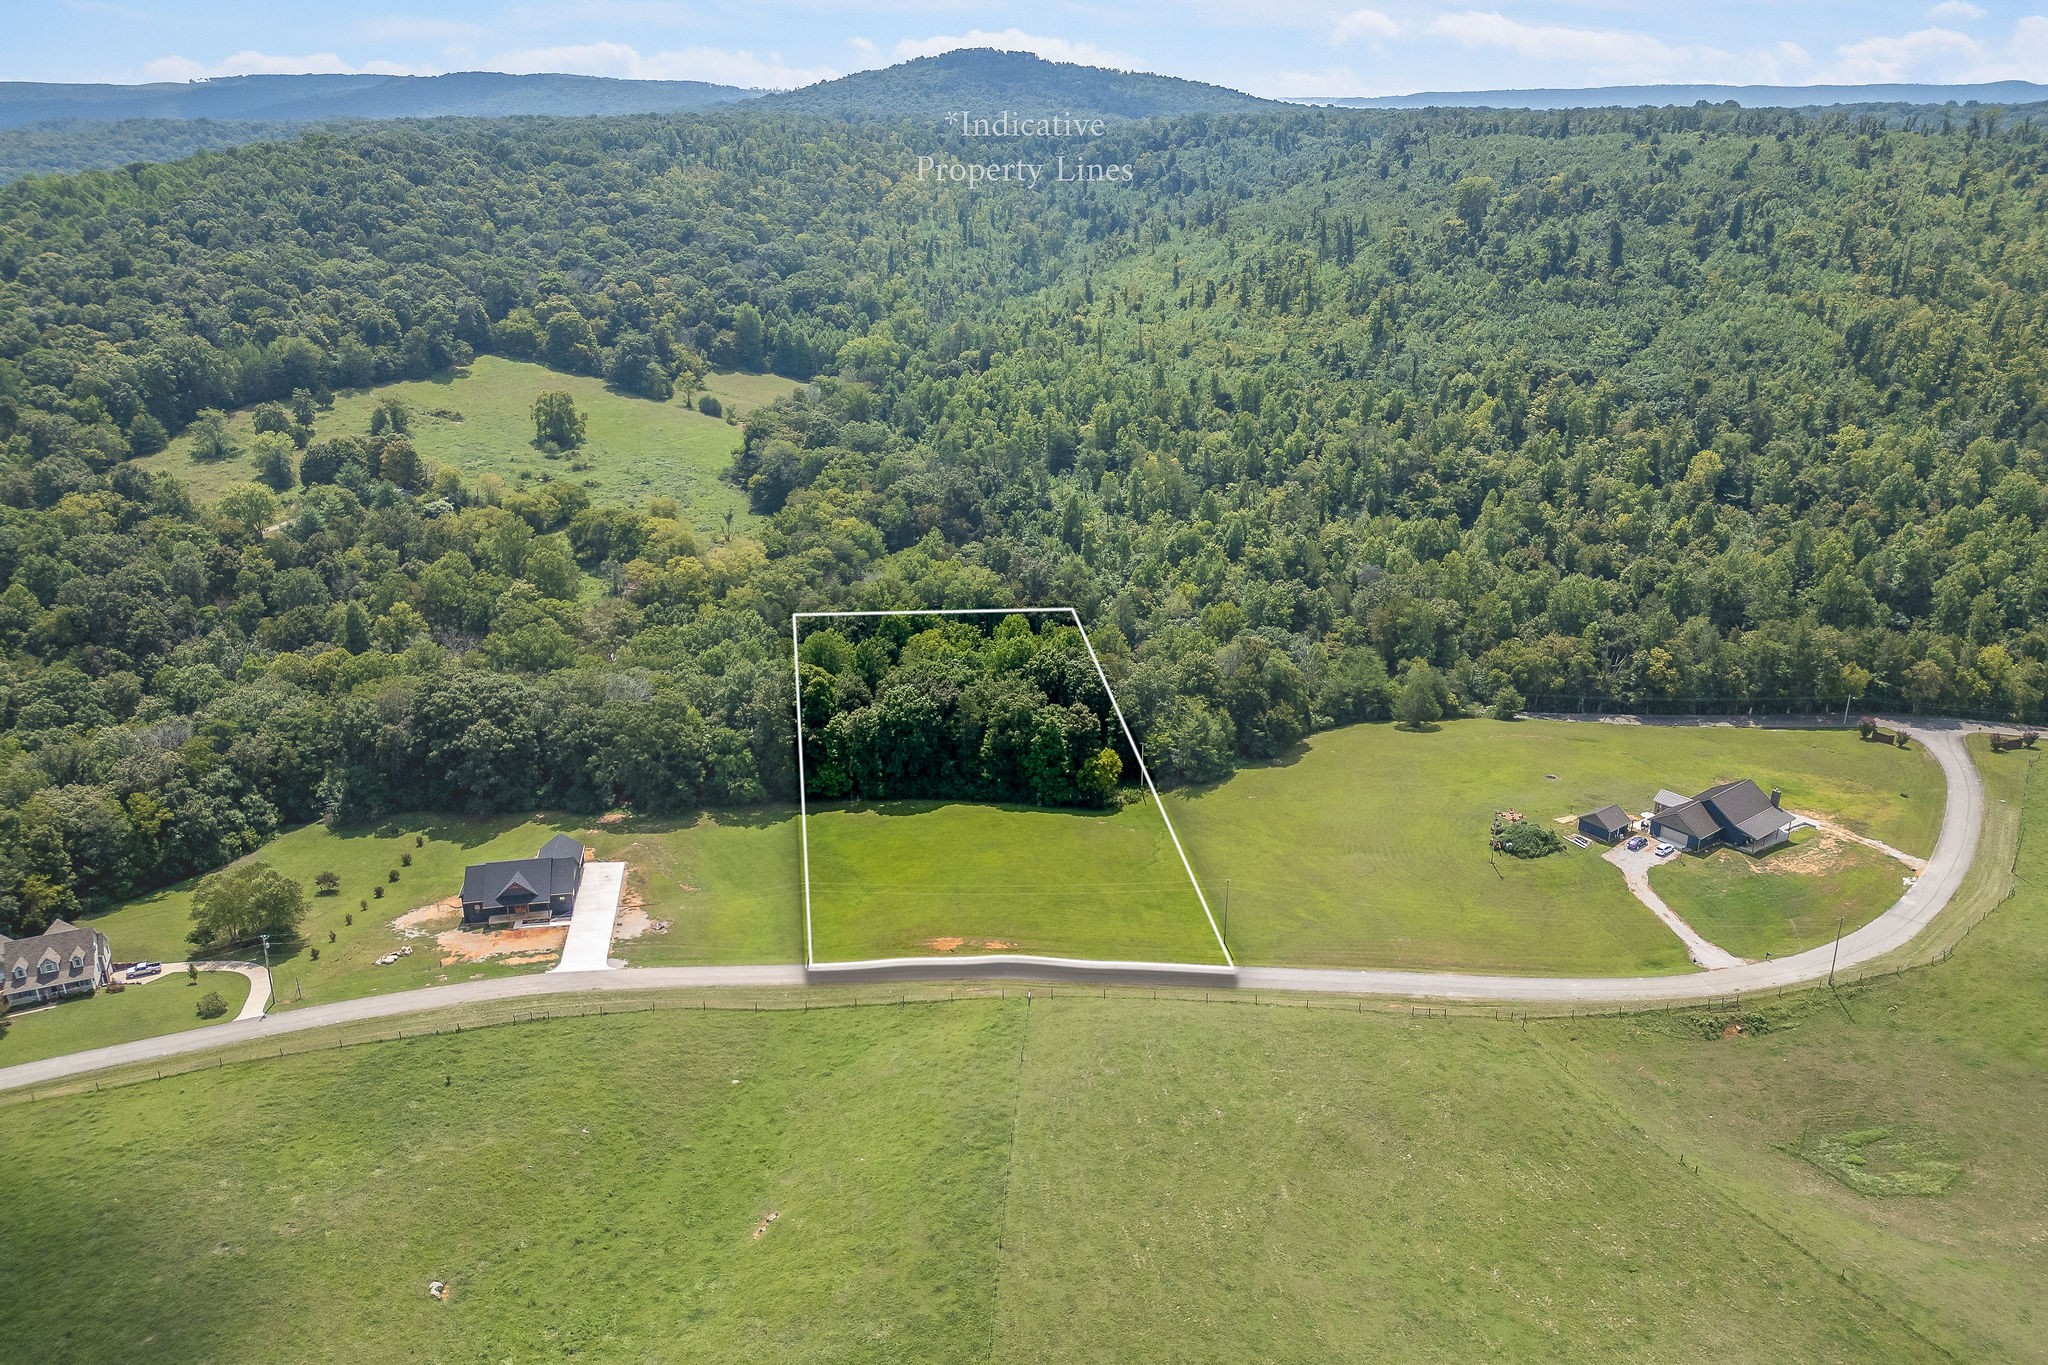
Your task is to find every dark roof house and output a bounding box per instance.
[459,837,587,926]
[1,919,112,1009]
[1648,779,1792,854]
[1577,804,1632,843]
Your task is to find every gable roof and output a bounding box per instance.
[1580,804,1630,835]
[460,854,582,909]
[537,834,586,863]
[0,920,108,988]
[1655,779,1789,845]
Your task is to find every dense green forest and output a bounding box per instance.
[2,90,2047,934]
[798,613,1125,807]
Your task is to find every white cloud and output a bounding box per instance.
[1927,1,1986,19]
[848,36,878,58]
[1825,26,1986,82]
[1256,64,1387,99]
[1330,9,1398,46]
[1428,11,1725,79]
[491,41,837,88]
[892,28,1141,71]
[143,51,431,81]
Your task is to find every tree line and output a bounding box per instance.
[2,101,2047,934]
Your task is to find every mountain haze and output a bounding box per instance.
[1312,80,2048,110]
[754,49,1278,119]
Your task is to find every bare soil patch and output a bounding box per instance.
[613,905,669,942]
[393,897,462,936]
[1751,832,1855,878]
[434,923,567,966]
[921,937,1017,953]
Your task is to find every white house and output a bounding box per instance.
[0,920,113,1010]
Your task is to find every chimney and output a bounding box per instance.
[1769,787,1781,808]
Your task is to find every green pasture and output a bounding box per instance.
[1165,719,1943,974]
[803,800,1223,964]
[1651,828,1913,961]
[135,356,795,531]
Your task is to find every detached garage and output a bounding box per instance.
[1577,805,1632,844]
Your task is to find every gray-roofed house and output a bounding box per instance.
[1577,804,1632,844]
[1648,779,1793,855]
[459,836,588,926]
[1,920,113,1009]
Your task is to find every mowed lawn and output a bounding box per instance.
[0,992,1985,1360]
[1651,829,1913,961]
[1164,719,1944,975]
[75,809,804,1019]
[0,970,249,1067]
[135,356,796,533]
[804,801,1225,964]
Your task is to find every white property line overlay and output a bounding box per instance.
[789,606,1234,970]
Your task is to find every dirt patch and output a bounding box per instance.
[597,811,628,826]
[1721,1022,1744,1039]
[1749,831,1857,877]
[393,897,462,937]
[752,1211,778,1240]
[921,937,1016,953]
[435,923,567,966]
[613,905,670,942]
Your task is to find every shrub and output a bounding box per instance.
[1493,820,1563,859]
[195,991,229,1020]
[315,871,341,894]
[401,852,413,868]
[309,947,321,961]
[387,868,400,883]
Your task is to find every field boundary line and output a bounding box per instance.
[789,606,1232,968]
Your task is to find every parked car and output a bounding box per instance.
[1654,842,1677,858]
[128,961,161,979]
[1625,835,1649,852]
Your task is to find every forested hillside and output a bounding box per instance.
[1,93,2046,932]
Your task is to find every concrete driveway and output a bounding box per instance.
[1602,845,1744,969]
[554,862,626,973]
[125,961,272,1021]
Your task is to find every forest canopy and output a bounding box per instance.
[2,98,2047,934]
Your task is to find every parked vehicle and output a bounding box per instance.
[128,961,161,979]
[1626,835,1649,852]
[1654,842,1677,858]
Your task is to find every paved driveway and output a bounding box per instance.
[554,862,625,973]
[1602,845,1744,969]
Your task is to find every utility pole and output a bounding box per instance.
[259,934,273,1016]
[1827,915,1844,988]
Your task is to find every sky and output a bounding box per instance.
[8,1,2048,99]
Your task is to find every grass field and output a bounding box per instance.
[1651,828,1912,960]
[803,800,1224,964]
[1164,719,1943,973]
[75,810,801,1016]
[0,970,249,1066]
[0,748,2031,1361]
[135,356,797,532]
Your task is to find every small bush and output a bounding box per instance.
[387,869,400,883]
[186,964,199,983]
[697,394,723,418]
[195,991,229,1020]
[415,835,425,848]
[315,870,341,894]
[309,947,321,961]
[401,852,413,868]
[1492,820,1563,859]
[373,886,385,899]
[104,979,125,994]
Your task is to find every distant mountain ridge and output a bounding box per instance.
[754,49,1276,119]
[0,71,757,130]
[1310,81,2048,111]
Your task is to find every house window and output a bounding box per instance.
[71,951,84,970]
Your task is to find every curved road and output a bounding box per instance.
[0,721,1989,1093]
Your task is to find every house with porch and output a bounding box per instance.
[459,834,588,926]
[1648,779,1794,855]
[1,920,113,1010]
